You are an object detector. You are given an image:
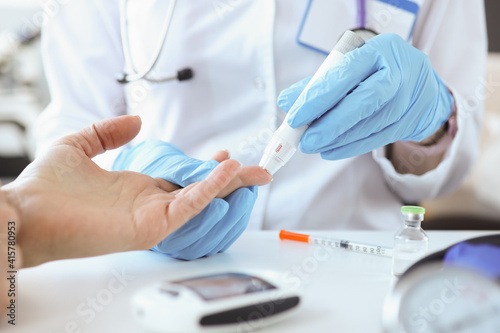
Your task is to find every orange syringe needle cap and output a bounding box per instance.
[279,230,310,243]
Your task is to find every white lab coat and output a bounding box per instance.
[36,0,487,231]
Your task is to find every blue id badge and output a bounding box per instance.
[297,0,423,55]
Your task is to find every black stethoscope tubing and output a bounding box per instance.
[116,0,193,84]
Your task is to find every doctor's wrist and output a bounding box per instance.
[393,88,457,156]
[418,91,457,148]
[418,121,450,147]
[386,98,457,175]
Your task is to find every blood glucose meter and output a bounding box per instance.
[131,272,301,332]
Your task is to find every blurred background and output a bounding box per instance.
[0,0,499,229]
[0,0,48,184]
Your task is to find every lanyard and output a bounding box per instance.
[356,0,366,29]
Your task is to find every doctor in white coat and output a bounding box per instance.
[36,0,487,259]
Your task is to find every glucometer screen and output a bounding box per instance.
[173,273,276,301]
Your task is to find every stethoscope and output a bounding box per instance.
[115,0,369,85]
[115,0,193,84]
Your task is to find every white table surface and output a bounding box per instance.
[5,230,498,333]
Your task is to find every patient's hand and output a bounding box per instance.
[0,116,270,267]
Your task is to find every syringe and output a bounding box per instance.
[279,230,393,258]
[259,30,366,175]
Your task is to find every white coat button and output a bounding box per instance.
[254,77,266,91]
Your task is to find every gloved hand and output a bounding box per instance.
[444,242,500,280]
[277,33,455,160]
[112,140,258,260]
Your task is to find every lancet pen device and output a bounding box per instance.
[259,30,366,175]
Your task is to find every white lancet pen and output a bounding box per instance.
[259,30,366,175]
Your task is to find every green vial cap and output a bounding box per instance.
[401,206,425,215]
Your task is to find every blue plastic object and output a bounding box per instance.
[444,242,500,279]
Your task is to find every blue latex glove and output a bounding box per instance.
[277,33,455,160]
[112,140,257,260]
[443,242,500,280]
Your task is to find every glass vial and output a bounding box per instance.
[392,206,428,277]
